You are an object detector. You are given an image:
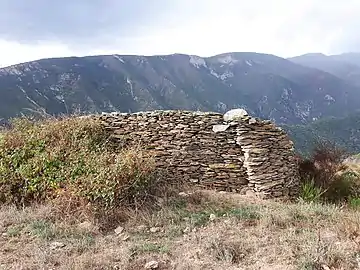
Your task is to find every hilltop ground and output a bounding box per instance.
[1,117,360,270]
[1,190,360,270]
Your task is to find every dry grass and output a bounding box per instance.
[2,117,360,269]
[1,191,360,270]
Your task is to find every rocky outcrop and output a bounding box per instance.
[99,109,300,198]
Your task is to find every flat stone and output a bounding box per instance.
[224,108,248,122]
[145,261,159,269]
[212,124,230,133]
[114,226,124,235]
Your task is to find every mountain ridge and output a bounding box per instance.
[288,52,360,86]
[1,52,360,125]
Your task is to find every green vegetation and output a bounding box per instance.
[2,115,360,269]
[0,116,160,210]
[130,242,170,255]
[2,52,360,129]
[6,224,23,237]
[349,197,360,209]
[29,219,56,240]
[2,115,360,213]
[299,180,324,203]
[298,140,360,204]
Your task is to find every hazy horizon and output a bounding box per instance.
[2,50,360,69]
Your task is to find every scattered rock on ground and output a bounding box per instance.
[149,227,161,233]
[114,226,124,235]
[144,260,159,269]
[49,241,66,250]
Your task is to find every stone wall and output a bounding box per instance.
[99,109,299,198]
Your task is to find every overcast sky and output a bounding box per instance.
[0,0,358,67]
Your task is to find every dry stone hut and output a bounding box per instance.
[99,109,300,198]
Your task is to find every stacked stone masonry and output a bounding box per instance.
[98,109,300,198]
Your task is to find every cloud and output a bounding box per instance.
[0,40,73,67]
[0,0,359,66]
[0,0,175,46]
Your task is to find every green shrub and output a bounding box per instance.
[299,179,323,203]
[298,140,360,203]
[0,116,159,209]
[323,172,360,203]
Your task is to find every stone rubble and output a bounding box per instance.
[98,109,300,198]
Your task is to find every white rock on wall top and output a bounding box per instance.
[223,109,248,122]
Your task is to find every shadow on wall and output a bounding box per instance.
[99,108,300,198]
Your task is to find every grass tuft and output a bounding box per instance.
[208,239,246,264]
[29,220,56,240]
